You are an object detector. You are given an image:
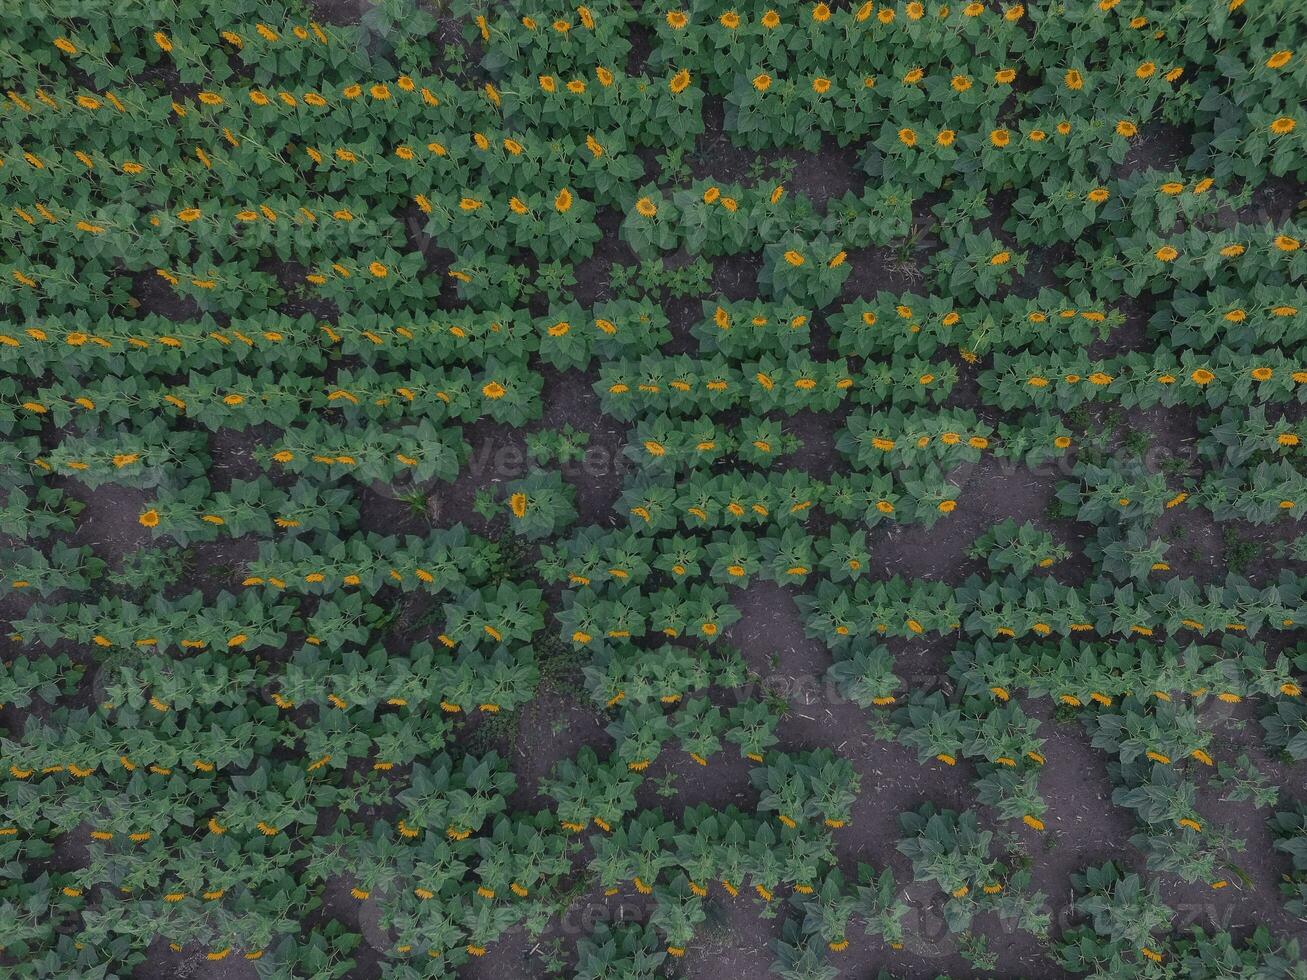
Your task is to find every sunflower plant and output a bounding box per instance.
[759,235,851,307]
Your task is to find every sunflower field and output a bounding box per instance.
[1,0,1306,977]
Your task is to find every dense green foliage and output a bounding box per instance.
[1,1,1305,978]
